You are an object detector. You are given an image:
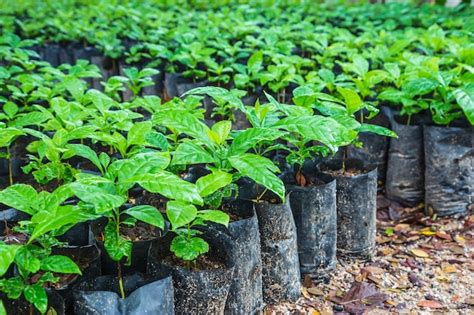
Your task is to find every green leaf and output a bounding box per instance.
[69,183,126,213]
[10,112,50,128]
[172,141,215,165]
[104,220,132,262]
[170,235,209,261]
[353,55,369,77]
[337,87,363,115]
[230,127,286,155]
[127,121,153,147]
[358,124,398,138]
[196,170,233,197]
[130,172,203,205]
[210,121,231,145]
[229,153,285,201]
[0,184,37,215]
[41,255,82,274]
[365,70,388,87]
[3,101,18,119]
[153,108,212,145]
[0,300,6,315]
[67,144,103,173]
[197,210,229,226]
[15,246,41,274]
[24,285,47,314]
[30,205,96,242]
[167,200,197,230]
[0,128,24,147]
[403,78,438,96]
[0,243,20,277]
[453,87,474,125]
[124,205,164,229]
[275,115,356,150]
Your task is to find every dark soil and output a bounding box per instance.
[163,253,226,272]
[120,221,161,242]
[324,167,364,177]
[134,192,167,210]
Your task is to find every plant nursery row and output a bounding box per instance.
[0,1,473,314]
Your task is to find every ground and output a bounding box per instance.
[267,196,474,314]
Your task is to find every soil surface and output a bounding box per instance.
[121,221,161,242]
[324,168,364,177]
[163,253,226,271]
[268,195,474,314]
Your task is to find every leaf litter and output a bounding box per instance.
[265,195,474,314]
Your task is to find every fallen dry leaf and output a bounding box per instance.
[443,264,457,273]
[331,281,387,314]
[307,287,325,296]
[410,248,429,258]
[417,300,443,308]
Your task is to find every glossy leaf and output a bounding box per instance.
[24,285,48,314]
[166,200,197,230]
[124,205,164,229]
[41,255,82,274]
[196,170,233,197]
[170,235,209,261]
[229,153,285,201]
[0,184,37,215]
[0,243,20,277]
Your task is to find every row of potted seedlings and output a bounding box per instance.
[0,55,397,313]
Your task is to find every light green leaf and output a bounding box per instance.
[167,200,197,230]
[337,87,363,115]
[229,153,285,201]
[196,170,233,197]
[130,172,203,205]
[124,205,164,229]
[24,285,47,314]
[41,255,82,274]
[172,141,215,165]
[358,124,397,138]
[210,121,231,145]
[454,87,474,125]
[0,243,20,276]
[127,121,153,147]
[67,144,103,173]
[197,210,229,226]
[0,184,37,215]
[230,127,287,155]
[171,235,208,261]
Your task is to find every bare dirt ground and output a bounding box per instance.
[266,196,474,314]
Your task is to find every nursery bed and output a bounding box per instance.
[269,196,474,314]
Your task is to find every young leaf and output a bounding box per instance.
[196,170,233,197]
[123,205,164,229]
[166,200,197,230]
[453,87,474,125]
[67,144,103,173]
[130,172,203,205]
[358,124,398,138]
[229,153,285,201]
[171,235,209,261]
[15,247,41,274]
[210,120,231,145]
[24,285,47,314]
[337,87,363,115]
[41,255,82,274]
[197,210,230,226]
[0,243,20,276]
[0,184,37,215]
[104,220,132,262]
[172,141,216,165]
[127,121,153,147]
[230,127,287,155]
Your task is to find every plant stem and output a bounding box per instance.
[7,146,13,185]
[342,147,348,173]
[114,209,126,299]
[407,114,412,126]
[117,262,125,299]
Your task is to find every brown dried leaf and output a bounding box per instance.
[331,281,387,314]
[417,300,443,308]
[410,248,429,258]
[307,287,325,296]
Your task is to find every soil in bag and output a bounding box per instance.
[386,114,426,206]
[73,273,174,315]
[251,188,301,304]
[319,158,377,261]
[204,199,264,315]
[286,169,337,278]
[147,231,234,315]
[91,218,162,275]
[424,124,473,217]
[1,289,65,315]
